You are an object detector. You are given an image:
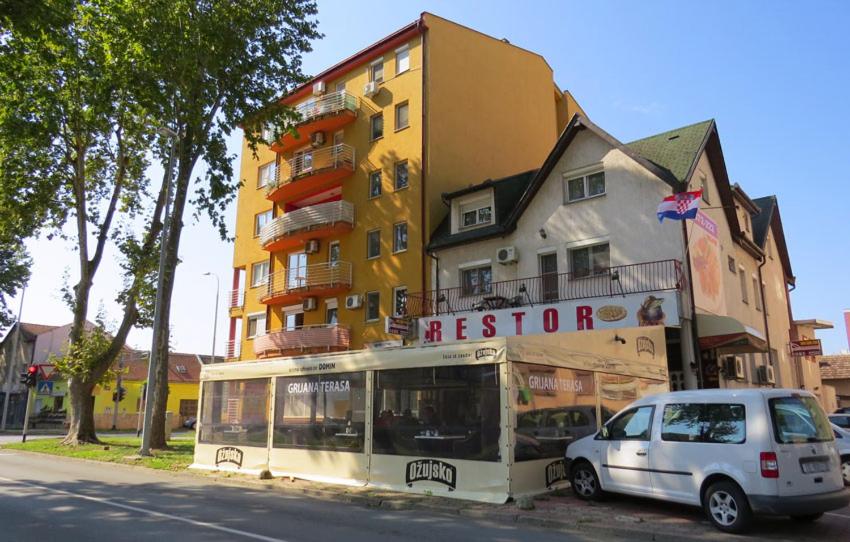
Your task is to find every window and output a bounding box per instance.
[700,174,710,203]
[661,403,746,444]
[175,365,187,374]
[246,313,266,338]
[326,306,338,325]
[395,45,409,74]
[569,243,610,277]
[370,113,383,140]
[273,372,367,452]
[179,399,198,418]
[257,162,275,189]
[372,364,501,462]
[753,277,762,311]
[395,102,409,130]
[366,229,381,259]
[739,268,748,304]
[605,406,654,441]
[743,213,751,233]
[328,241,340,266]
[394,161,409,190]
[461,265,492,296]
[333,130,344,146]
[513,363,597,462]
[459,200,492,229]
[365,291,380,321]
[393,286,407,317]
[254,210,272,237]
[260,123,275,142]
[565,171,605,202]
[250,261,269,288]
[284,311,304,331]
[369,170,382,198]
[335,81,345,93]
[393,222,408,253]
[769,396,832,444]
[199,378,270,447]
[369,59,383,83]
[728,256,736,273]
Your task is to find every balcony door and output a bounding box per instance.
[288,252,307,290]
[285,310,304,331]
[540,253,559,301]
[293,147,313,176]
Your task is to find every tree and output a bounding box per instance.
[0,1,165,444]
[122,0,320,449]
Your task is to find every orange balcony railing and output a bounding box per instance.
[269,90,359,153]
[259,200,354,252]
[258,261,352,306]
[266,143,355,204]
[253,324,351,358]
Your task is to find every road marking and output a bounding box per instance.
[0,476,289,542]
[826,511,850,519]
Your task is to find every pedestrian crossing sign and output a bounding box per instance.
[36,381,54,396]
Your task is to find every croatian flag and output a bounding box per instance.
[657,190,702,222]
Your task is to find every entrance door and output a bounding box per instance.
[539,253,559,301]
[287,252,307,290]
[600,405,655,496]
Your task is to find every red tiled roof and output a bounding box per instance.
[20,322,59,336]
[819,355,850,380]
[120,351,203,383]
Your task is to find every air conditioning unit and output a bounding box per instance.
[310,131,325,147]
[304,239,320,254]
[302,297,318,312]
[345,294,362,309]
[496,246,518,265]
[757,365,776,385]
[723,356,745,380]
[363,81,379,97]
[312,81,326,95]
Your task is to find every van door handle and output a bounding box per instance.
[635,450,647,456]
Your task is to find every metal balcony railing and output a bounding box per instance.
[267,144,355,194]
[253,324,351,357]
[259,201,355,247]
[291,90,358,127]
[229,288,244,309]
[404,259,684,318]
[225,340,241,360]
[259,261,353,303]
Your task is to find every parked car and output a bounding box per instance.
[834,407,850,414]
[829,413,850,430]
[565,389,849,534]
[831,423,850,486]
[183,416,197,429]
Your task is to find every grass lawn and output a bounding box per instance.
[2,436,194,471]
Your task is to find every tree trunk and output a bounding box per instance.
[63,377,98,445]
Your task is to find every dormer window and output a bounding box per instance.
[460,200,492,228]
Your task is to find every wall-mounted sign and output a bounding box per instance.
[545,459,569,488]
[36,381,54,396]
[789,339,822,357]
[385,316,412,336]
[405,459,457,490]
[416,292,680,345]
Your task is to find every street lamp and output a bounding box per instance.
[203,272,220,363]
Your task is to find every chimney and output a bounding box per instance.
[845,309,850,350]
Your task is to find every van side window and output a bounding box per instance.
[608,406,654,441]
[662,403,746,444]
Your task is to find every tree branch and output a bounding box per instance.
[89,127,125,272]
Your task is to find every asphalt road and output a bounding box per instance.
[0,450,611,542]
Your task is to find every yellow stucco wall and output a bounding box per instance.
[92,380,199,428]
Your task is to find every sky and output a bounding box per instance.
[7,0,850,355]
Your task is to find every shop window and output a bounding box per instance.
[513,363,597,462]
[273,372,367,452]
[461,265,492,296]
[198,378,270,447]
[372,364,501,462]
[569,243,609,278]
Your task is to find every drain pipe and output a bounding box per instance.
[428,252,440,315]
[757,256,774,385]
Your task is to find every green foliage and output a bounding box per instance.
[49,324,119,385]
[0,238,30,327]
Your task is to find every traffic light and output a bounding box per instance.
[19,366,38,387]
[112,386,127,402]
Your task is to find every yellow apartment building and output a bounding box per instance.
[226,13,584,360]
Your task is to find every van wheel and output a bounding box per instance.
[703,481,752,534]
[571,461,603,501]
[791,513,823,522]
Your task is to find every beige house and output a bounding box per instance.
[820,355,850,411]
[410,115,819,394]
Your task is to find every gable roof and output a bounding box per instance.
[428,169,537,250]
[753,195,795,283]
[819,355,850,380]
[625,119,714,185]
[122,351,203,383]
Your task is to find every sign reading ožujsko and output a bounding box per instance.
[545,459,569,488]
[215,446,243,468]
[415,292,679,345]
[405,459,457,491]
[789,339,823,357]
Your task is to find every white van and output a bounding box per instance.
[565,389,850,533]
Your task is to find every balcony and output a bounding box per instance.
[258,261,352,306]
[229,289,244,310]
[225,340,241,360]
[254,324,351,358]
[267,143,355,204]
[259,200,354,252]
[405,259,684,317]
[270,90,359,153]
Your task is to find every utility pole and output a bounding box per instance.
[141,127,178,456]
[1,285,26,431]
[203,272,219,363]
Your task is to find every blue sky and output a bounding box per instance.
[12,0,850,355]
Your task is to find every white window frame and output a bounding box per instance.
[254,210,272,237]
[250,260,270,288]
[394,160,409,190]
[753,275,762,311]
[366,229,381,260]
[369,58,384,83]
[394,101,409,131]
[335,81,346,93]
[328,240,341,265]
[392,286,408,317]
[563,165,606,203]
[568,242,610,278]
[459,197,493,230]
[392,222,408,253]
[365,291,380,322]
[246,312,267,339]
[739,266,749,304]
[257,161,275,189]
[395,45,410,74]
[460,264,493,297]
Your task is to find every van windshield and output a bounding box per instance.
[769,395,833,444]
